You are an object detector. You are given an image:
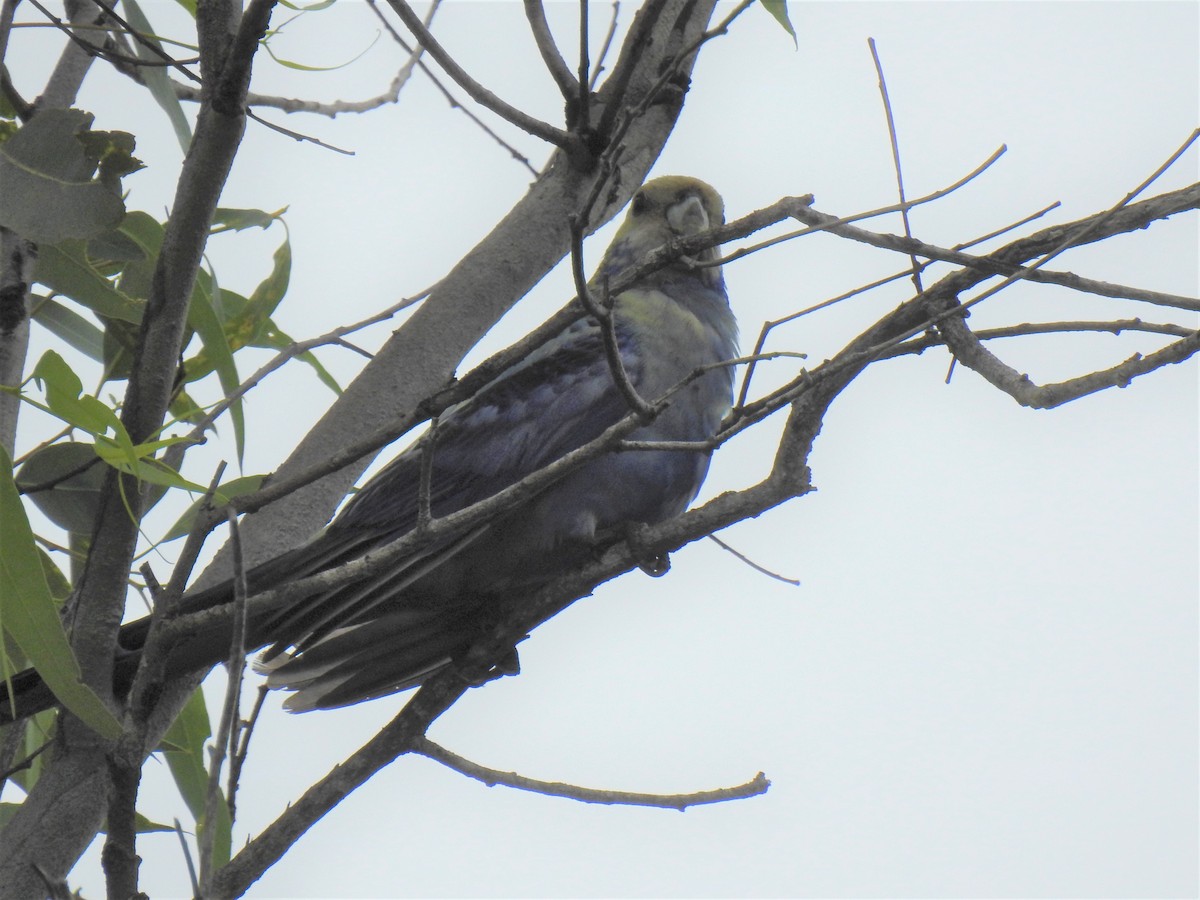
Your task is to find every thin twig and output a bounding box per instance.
[385,0,571,147]
[569,215,654,418]
[523,0,576,98]
[576,0,590,128]
[711,144,1007,268]
[0,740,51,784]
[883,318,1197,359]
[209,672,470,896]
[733,201,1060,411]
[246,108,355,155]
[708,534,801,586]
[227,685,269,822]
[594,0,755,158]
[89,0,201,82]
[173,819,200,898]
[174,289,431,455]
[954,127,1200,317]
[589,1,620,91]
[869,37,922,295]
[365,0,537,174]
[198,510,250,891]
[414,736,771,809]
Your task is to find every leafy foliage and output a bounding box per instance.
[0,109,140,244]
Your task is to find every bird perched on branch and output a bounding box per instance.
[1,175,738,721]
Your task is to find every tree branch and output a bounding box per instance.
[523,0,577,100]
[413,736,771,809]
[937,316,1200,408]
[207,675,469,896]
[0,1,278,893]
[385,0,572,148]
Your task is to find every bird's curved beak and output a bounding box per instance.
[666,193,710,237]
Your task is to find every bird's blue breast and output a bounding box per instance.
[532,278,738,544]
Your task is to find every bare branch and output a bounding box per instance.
[712,144,1007,267]
[89,0,201,82]
[244,108,354,155]
[173,290,431,465]
[208,673,469,896]
[569,215,655,418]
[937,316,1200,409]
[414,736,771,809]
[385,0,572,148]
[589,1,620,91]
[523,0,576,99]
[708,534,801,587]
[173,819,200,897]
[783,190,1200,308]
[884,318,1198,359]
[227,685,269,822]
[199,510,250,893]
[595,0,755,154]
[869,37,923,295]
[362,0,537,173]
[576,0,590,128]
[953,128,1200,318]
[162,0,436,118]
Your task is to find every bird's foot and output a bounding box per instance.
[624,523,671,577]
[455,646,521,688]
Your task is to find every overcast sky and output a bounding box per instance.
[7,1,1199,897]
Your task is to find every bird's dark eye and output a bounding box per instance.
[631,191,648,215]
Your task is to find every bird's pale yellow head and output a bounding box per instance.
[601,176,726,285]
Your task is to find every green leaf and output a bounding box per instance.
[37,548,71,603]
[276,0,337,13]
[186,265,245,464]
[256,325,342,395]
[161,687,232,867]
[168,386,206,427]
[123,0,194,153]
[242,236,292,332]
[161,474,266,542]
[0,446,122,737]
[33,240,143,325]
[88,227,148,264]
[31,350,124,435]
[16,442,107,534]
[116,212,247,458]
[2,707,60,793]
[0,109,130,243]
[113,211,166,301]
[211,206,287,233]
[760,0,797,47]
[92,437,208,493]
[134,813,176,834]
[262,27,377,71]
[29,296,106,362]
[96,812,178,835]
[76,128,145,191]
[159,687,211,815]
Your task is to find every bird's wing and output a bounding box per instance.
[258,316,644,653]
[333,317,639,535]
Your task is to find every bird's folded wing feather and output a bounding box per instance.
[257,315,645,653]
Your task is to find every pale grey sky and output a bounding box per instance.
[7,1,1198,897]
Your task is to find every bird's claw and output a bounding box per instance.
[456,646,521,687]
[624,523,671,578]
